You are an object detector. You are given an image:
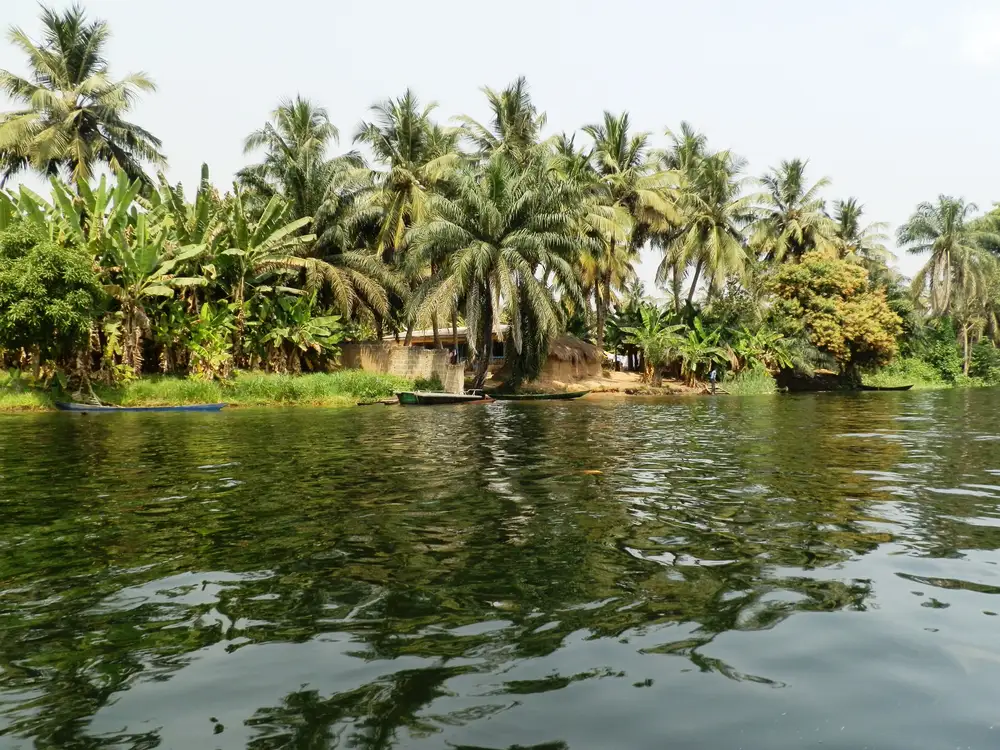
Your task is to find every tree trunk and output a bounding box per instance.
[686,257,704,307]
[962,324,971,376]
[473,284,493,389]
[233,281,246,368]
[432,312,442,349]
[451,308,459,353]
[403,322,415,347]
[652,366,663,388]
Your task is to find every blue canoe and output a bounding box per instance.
[55,402,227,414]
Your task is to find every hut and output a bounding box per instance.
[537,335,603,381]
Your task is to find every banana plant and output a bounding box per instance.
[253,293,342,373]
[105,213,207,375]
[677,317,729,385]
[217,187,314,364]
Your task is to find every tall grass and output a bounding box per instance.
[862,357,951,390]
[724,368,778,395]
[0,370,414,411]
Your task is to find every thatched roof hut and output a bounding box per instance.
[540,334,603,381]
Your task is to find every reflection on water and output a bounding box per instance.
[1,390,1000,748]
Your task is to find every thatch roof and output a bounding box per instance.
[548,334,603,364]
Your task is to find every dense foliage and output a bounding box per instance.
[1,4,999,393]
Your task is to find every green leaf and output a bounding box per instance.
[142,285,175,297]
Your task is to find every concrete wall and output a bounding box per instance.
[341,343,465,393]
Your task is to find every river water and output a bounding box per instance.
[1,391,1000,749]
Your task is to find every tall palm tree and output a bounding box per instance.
[551,132,631,339]
[659,150,755,307]
[896,196,1000,316]
[238,96,357,222]
[355,90,460,343]
[751,159,835,263]
[408,156,580,388]
[583,111,678,351]
[457,76,546,165]
[0,4,164,188]
[355,90,458,257]
[832,198,890,263]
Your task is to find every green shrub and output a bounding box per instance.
[970,341,1000,384]
[413,374,444,391]
[724,367,777,395]
[862,357,949,389]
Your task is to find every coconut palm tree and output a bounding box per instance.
[551,132,632,339]
[0,4,164,188]
[238,96,359,222]
[832,198,890,263]
[659,150,755,307]
[583,111,678,352]
[752,159,835,263]
[896,197,1000,316]
[408,156,580,388]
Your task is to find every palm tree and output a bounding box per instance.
[752,159,835,263]
[832,198,890,263]
[0,4,164,188]
[355,90,460,343]
[457,76,546,165]
[238,96,357,222]
[583,111,678,353]
[659,150,754,307]
[408,156,580,388]
[896,197,1000,316]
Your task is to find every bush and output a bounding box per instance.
[862,357,949,389]
[970,341,1000,384]
[911,318,963,382]
[0,222,103,367]
[724,367,777,395]
[413,374,444,391]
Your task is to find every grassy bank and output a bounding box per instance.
[0,371,414,412]
[862,357,961,391]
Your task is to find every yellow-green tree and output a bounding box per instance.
[770,251,901,376]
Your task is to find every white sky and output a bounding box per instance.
[4,0,1000,289]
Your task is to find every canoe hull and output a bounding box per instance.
[859,385,914,392]
[490,390,590,401]
[55,402,227,413]
[396,391,490,406]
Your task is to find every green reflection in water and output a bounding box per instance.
[1,390,1000,749]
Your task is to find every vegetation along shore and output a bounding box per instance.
[1,4,999,408]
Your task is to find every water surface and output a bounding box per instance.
[2,391,1000,749]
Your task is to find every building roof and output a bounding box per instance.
[384,324,510,342]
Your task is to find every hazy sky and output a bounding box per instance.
[4,0,1000,287]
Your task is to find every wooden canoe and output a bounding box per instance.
[55,402,227,413]
[489,390,590,401]
[859,384,914,392]
[396,391,491,406]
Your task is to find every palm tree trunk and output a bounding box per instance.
[473,284,493,390]
[451,308,459,352]
[404,322,415,347]
[432,313,442,349]
[686,257,704,307]
[962,324,971,376]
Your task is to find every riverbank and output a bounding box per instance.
[0,371,415,412]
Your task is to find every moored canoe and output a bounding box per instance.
[396,391,491,405]
[55,402,227,413]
